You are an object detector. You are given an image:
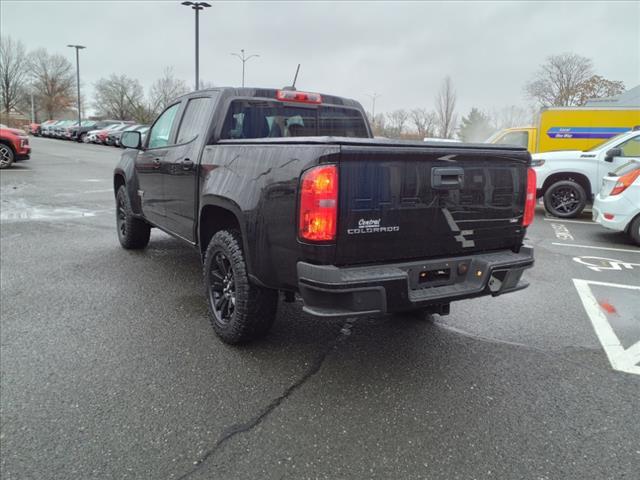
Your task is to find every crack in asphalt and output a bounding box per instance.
[175,317,357,480]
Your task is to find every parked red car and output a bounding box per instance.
[96,129,111,144]
[0,124,31,169]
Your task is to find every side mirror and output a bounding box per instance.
[605,147,622,162]
[121,131,142,150]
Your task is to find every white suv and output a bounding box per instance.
[532,130,640,218]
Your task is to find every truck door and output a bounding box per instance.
[135,102,181,226]
[162,95,216,241]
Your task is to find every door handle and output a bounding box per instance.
[180,158,194,171]
[152,158,161,169]
[431,167,464,189]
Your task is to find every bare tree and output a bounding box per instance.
[386,109,409,138]
[93,74,144,120]
[0,35,29,115]
[435,76,457,138]
[490,105,536,131]
[122,94,154,124]
[410,108,437,138]
[149,67,189,116]
[525,53,594,107]
[198,80,215,90]
[366,112,387,137]
[28,48,75,119]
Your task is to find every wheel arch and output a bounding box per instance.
[113,171,126,195]
[0,138,16,154]
[198,197,252,272]
[113,153,141,214]
[542,172,592,199]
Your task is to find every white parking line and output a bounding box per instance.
[54,189,113,197]
[552,242,640,254]
[573,279,640,376]
[542,217,595,225]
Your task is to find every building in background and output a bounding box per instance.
[585,85,640,107]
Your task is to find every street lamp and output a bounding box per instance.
[366,92,381,119]
[230,49,259,88]
[181,1,211,90]
[67,45,85,138]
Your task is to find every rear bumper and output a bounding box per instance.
[297,247,534,318]
[592,196,636,232]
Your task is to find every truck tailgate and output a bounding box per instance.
[336,145,530,265]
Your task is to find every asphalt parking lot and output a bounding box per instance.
[1,137,639,480]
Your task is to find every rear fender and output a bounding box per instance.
[198,195,254,275]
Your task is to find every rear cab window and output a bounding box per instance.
[221,99,368,139]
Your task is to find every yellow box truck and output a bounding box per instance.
[487,107,640,153]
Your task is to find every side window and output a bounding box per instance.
[618,136,640,157]
[148,103,180,149]
[176,97,214,144]
[499,131,529,148]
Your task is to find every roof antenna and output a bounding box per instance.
[283,64,300,91]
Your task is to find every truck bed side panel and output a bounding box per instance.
[199,143,340,290]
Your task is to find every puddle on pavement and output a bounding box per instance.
[1,198,101,222]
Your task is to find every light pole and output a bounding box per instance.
[230,49,259,88]
[67,44,85,139]
[366,92,381,119]
[181,1,211,90]
[30,91,35,124]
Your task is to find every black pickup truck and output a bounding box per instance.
[115,87,536,344]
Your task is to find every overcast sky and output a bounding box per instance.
[2,0,639,116]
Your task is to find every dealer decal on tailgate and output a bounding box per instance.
[347,218,400,235]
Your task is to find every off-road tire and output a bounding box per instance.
[0,143,14,169]
[203,230,278,344]
[116,185,150,249]
[543,180,587,218]
[629,215,640,246]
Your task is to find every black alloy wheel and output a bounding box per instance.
[543,180,587,218]
[117,193,127,238]
[208,250,236,325]
[550,186,580,214]
[202,230,277,344]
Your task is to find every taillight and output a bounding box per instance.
[523,167,536,227]
[298,165,338,242]
[276,90,322,104]
[610,169,640,196]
